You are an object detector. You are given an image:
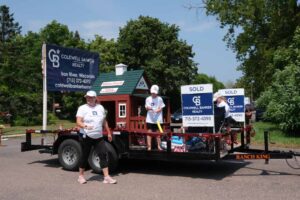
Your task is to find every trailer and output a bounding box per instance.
[21,67,299,172]
[21,123,299,173]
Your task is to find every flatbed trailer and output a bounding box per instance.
[21,125,299,173]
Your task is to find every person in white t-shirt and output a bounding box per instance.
[213,92,230,119]
[145,85,165,151]
[76,90,117,184]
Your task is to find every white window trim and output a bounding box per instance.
[118,103,126,118]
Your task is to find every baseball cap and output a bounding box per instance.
[213,92,222,102]
[150,85,159,94]
[84,90,97,97]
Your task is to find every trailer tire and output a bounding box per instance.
[58,139,82,171]
[88,142,118,174]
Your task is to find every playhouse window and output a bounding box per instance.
[119,103,126,118]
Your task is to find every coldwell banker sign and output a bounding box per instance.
[218,88,245,122]
[46,44,99,91]
[181,84,214,127]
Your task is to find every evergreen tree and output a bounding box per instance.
[0,5,21,43]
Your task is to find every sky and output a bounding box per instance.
[2,0,242,84]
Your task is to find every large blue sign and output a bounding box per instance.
[46,44,99,91]
[181,84,214,127]
[181,93,213,115]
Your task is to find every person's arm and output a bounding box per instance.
[76,117,93,130]
[104,119,112,142]
[145,98,153,111]
[154,97,165,113]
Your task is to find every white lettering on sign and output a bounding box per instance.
[48,49,60,68]
[192,96,201,106]
[227,97,235,106]
[100,88,118,94]
[101,81,124,87]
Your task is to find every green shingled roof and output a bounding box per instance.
[91,69,145,95]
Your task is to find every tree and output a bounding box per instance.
[88,35,121,72]
[0,5,21,43]
[204,0,300,98]
[192,73,225,92]
[118,16,198,108]
[256,27,300,133]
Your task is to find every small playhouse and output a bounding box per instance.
[91,64,171,131]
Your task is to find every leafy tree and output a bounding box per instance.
[256,27,300,133]
[118,16,198,108]
[88,35,121,72]
[204,0,300,98]
[192,73,225,92]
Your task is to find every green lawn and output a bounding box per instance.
[1,120,76,135]
[1,120,300,148]
[251,121,300,148]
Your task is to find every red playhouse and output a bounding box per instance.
[91,63,171,132]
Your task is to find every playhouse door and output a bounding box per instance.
[101,101,116,129]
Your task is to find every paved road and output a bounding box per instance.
[0,137,299,200]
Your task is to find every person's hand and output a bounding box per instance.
[154,108,161,113]
[108,133,112,142]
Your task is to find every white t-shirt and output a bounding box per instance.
[145,96,165,124]
[217,101,230,118]
[76,104,106,139]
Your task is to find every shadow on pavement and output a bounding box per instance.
[116,159,250,180]
[232,166,300,177]
[28,158,61,169]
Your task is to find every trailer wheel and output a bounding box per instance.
[58,139,82,171]
[88,142,118,173]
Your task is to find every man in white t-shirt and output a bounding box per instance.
[145,85,165,151]
[76,90,116,184]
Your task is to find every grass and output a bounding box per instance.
[1,120,76,135]
[251,121,300,148]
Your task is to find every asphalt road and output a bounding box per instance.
[0,137,299,200]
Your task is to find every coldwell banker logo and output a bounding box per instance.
[192,96,201,106]
[227,97,235,106]
[48,49,60,68]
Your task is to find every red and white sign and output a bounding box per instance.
[101,81,124,87]
[100,88,118,94]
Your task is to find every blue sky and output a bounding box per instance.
[2,0,242,84]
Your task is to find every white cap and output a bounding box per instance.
[213,92,222,101]
[150,85,159,94]
[84,90,97,97]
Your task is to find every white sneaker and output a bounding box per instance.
[78,176,87,184]
[103,176,117,184]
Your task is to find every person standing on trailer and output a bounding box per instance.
[76,90,117,184]
[145,85,165,151]
[213,92,230,121]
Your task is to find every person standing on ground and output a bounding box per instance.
[145,85,165,151]
[76,90,117,184]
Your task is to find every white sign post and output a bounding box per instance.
[42,43,47,130]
